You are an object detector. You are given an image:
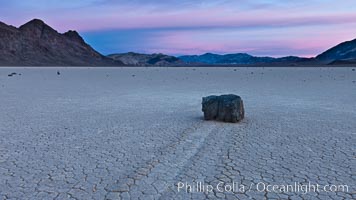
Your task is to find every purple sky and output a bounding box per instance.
[1,0,356,57]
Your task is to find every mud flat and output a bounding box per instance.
[0,67,355,199]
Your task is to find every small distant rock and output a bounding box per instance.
[352,68,355,71]
[202,94,244,123]
[8,72,17,77]
[57,71,60,75]
[132,74,136,77]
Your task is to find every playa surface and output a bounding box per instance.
[0,67,355,199]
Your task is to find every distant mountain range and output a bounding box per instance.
[0,19,355,66]
[179,53,310,65]
[0,19,122,66]
[179,38,356,65]
[108,52,183,66]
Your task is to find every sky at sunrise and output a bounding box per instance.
[1,0,356,57]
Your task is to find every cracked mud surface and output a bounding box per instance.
[0,67,355,199]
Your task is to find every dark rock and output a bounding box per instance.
[57,71,60,75]
[202,94,244,123]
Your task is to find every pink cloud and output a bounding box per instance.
[131,22,356,57]
[3,0,356,56]
[51,10,356,32]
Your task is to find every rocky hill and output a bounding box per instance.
[316,38,356,64]
[108,52,183,66]
[0,19,123,66]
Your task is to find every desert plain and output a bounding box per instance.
[0,67,355,199]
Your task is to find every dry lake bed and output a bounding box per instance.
[0,67,355,200]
